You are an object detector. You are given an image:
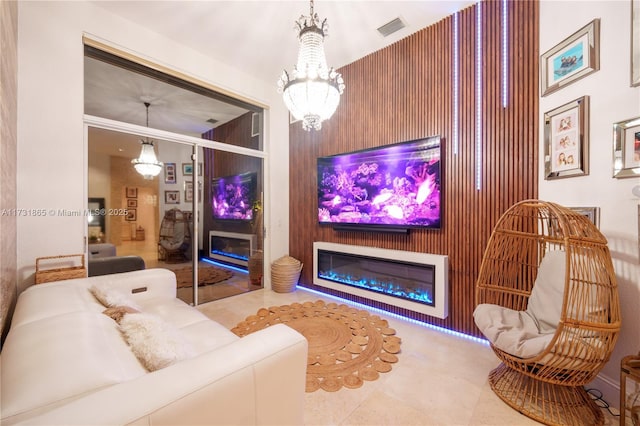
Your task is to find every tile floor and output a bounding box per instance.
[197,287,619,426]
[114,240,260,305]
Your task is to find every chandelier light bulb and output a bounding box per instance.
[277,0,345,131]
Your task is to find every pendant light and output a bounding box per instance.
[277,0,345,131]
[132,102,163,179]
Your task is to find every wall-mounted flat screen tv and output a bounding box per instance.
[211,171,256,221]
[317,136,441,230]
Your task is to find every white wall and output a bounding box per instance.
[16,1,290,291]
[540,0,640,408]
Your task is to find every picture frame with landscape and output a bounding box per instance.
[544,96,589,180]
[540,19,600,96]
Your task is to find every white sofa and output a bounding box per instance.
[1,269,308,425]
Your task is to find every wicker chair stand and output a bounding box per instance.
[475,200,621,426]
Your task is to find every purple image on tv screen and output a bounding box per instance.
[211,172,256,221]
[317,137,441,229]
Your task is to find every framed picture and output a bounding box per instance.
[184,181,193,203]
[544,96,589,179]
[613,115,640,178]
[164,190,180,204]
[126,187,137,198]
[540,19,600,96]
[125,209,137,221]
[184,163,204,176]
[164,162,176,184]
[251,112,261,137]
[569,207,600,229]
[632,0,640,86]
[127,199,137,208]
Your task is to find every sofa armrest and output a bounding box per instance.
[84,268,178,301]
[14,324,308,426]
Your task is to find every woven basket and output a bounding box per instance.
[271,255,302,293]
[35,254,86,284]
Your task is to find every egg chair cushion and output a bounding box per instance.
[474,304,555,358]
[474,250,566,358]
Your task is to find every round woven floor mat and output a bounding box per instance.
[231,300,401,392]
[173,263,233,288]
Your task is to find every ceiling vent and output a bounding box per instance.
[206,118,218,124]
[377,17,406,38]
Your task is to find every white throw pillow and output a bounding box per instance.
[90,283,141,310]
[119,313,195,371]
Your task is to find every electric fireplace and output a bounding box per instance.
[313,242,448,319]
[209,231,256,267]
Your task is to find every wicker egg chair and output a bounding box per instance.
[157,208,192,263]
[474,200,620,426]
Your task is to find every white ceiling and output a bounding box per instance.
[92,0,476,86]
[85,0,476,155]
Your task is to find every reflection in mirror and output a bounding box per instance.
[87,197,105,243]
[202,149,264,299]
[85,46,265,305]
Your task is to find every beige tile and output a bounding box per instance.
[197,288,617,426]
[340,389,433,426]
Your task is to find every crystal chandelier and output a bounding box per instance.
[131,102,163,179]
[277,0,345,131]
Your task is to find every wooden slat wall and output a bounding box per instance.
[202,112,263,255]
[288,0,539,337]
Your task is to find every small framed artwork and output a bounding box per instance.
[613,115,640,178]
[126,187,138,198]
[251,112,261,137]
[184,181,193,203]
[541,19,600,96]
[184,163,203,176]
[544,96,590,180]
[164,162,176,184]
[632,0,640,86]
[569,207,600,229]
[165,190,180,204]
[125,209,137,221]
[127,199,137,208]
